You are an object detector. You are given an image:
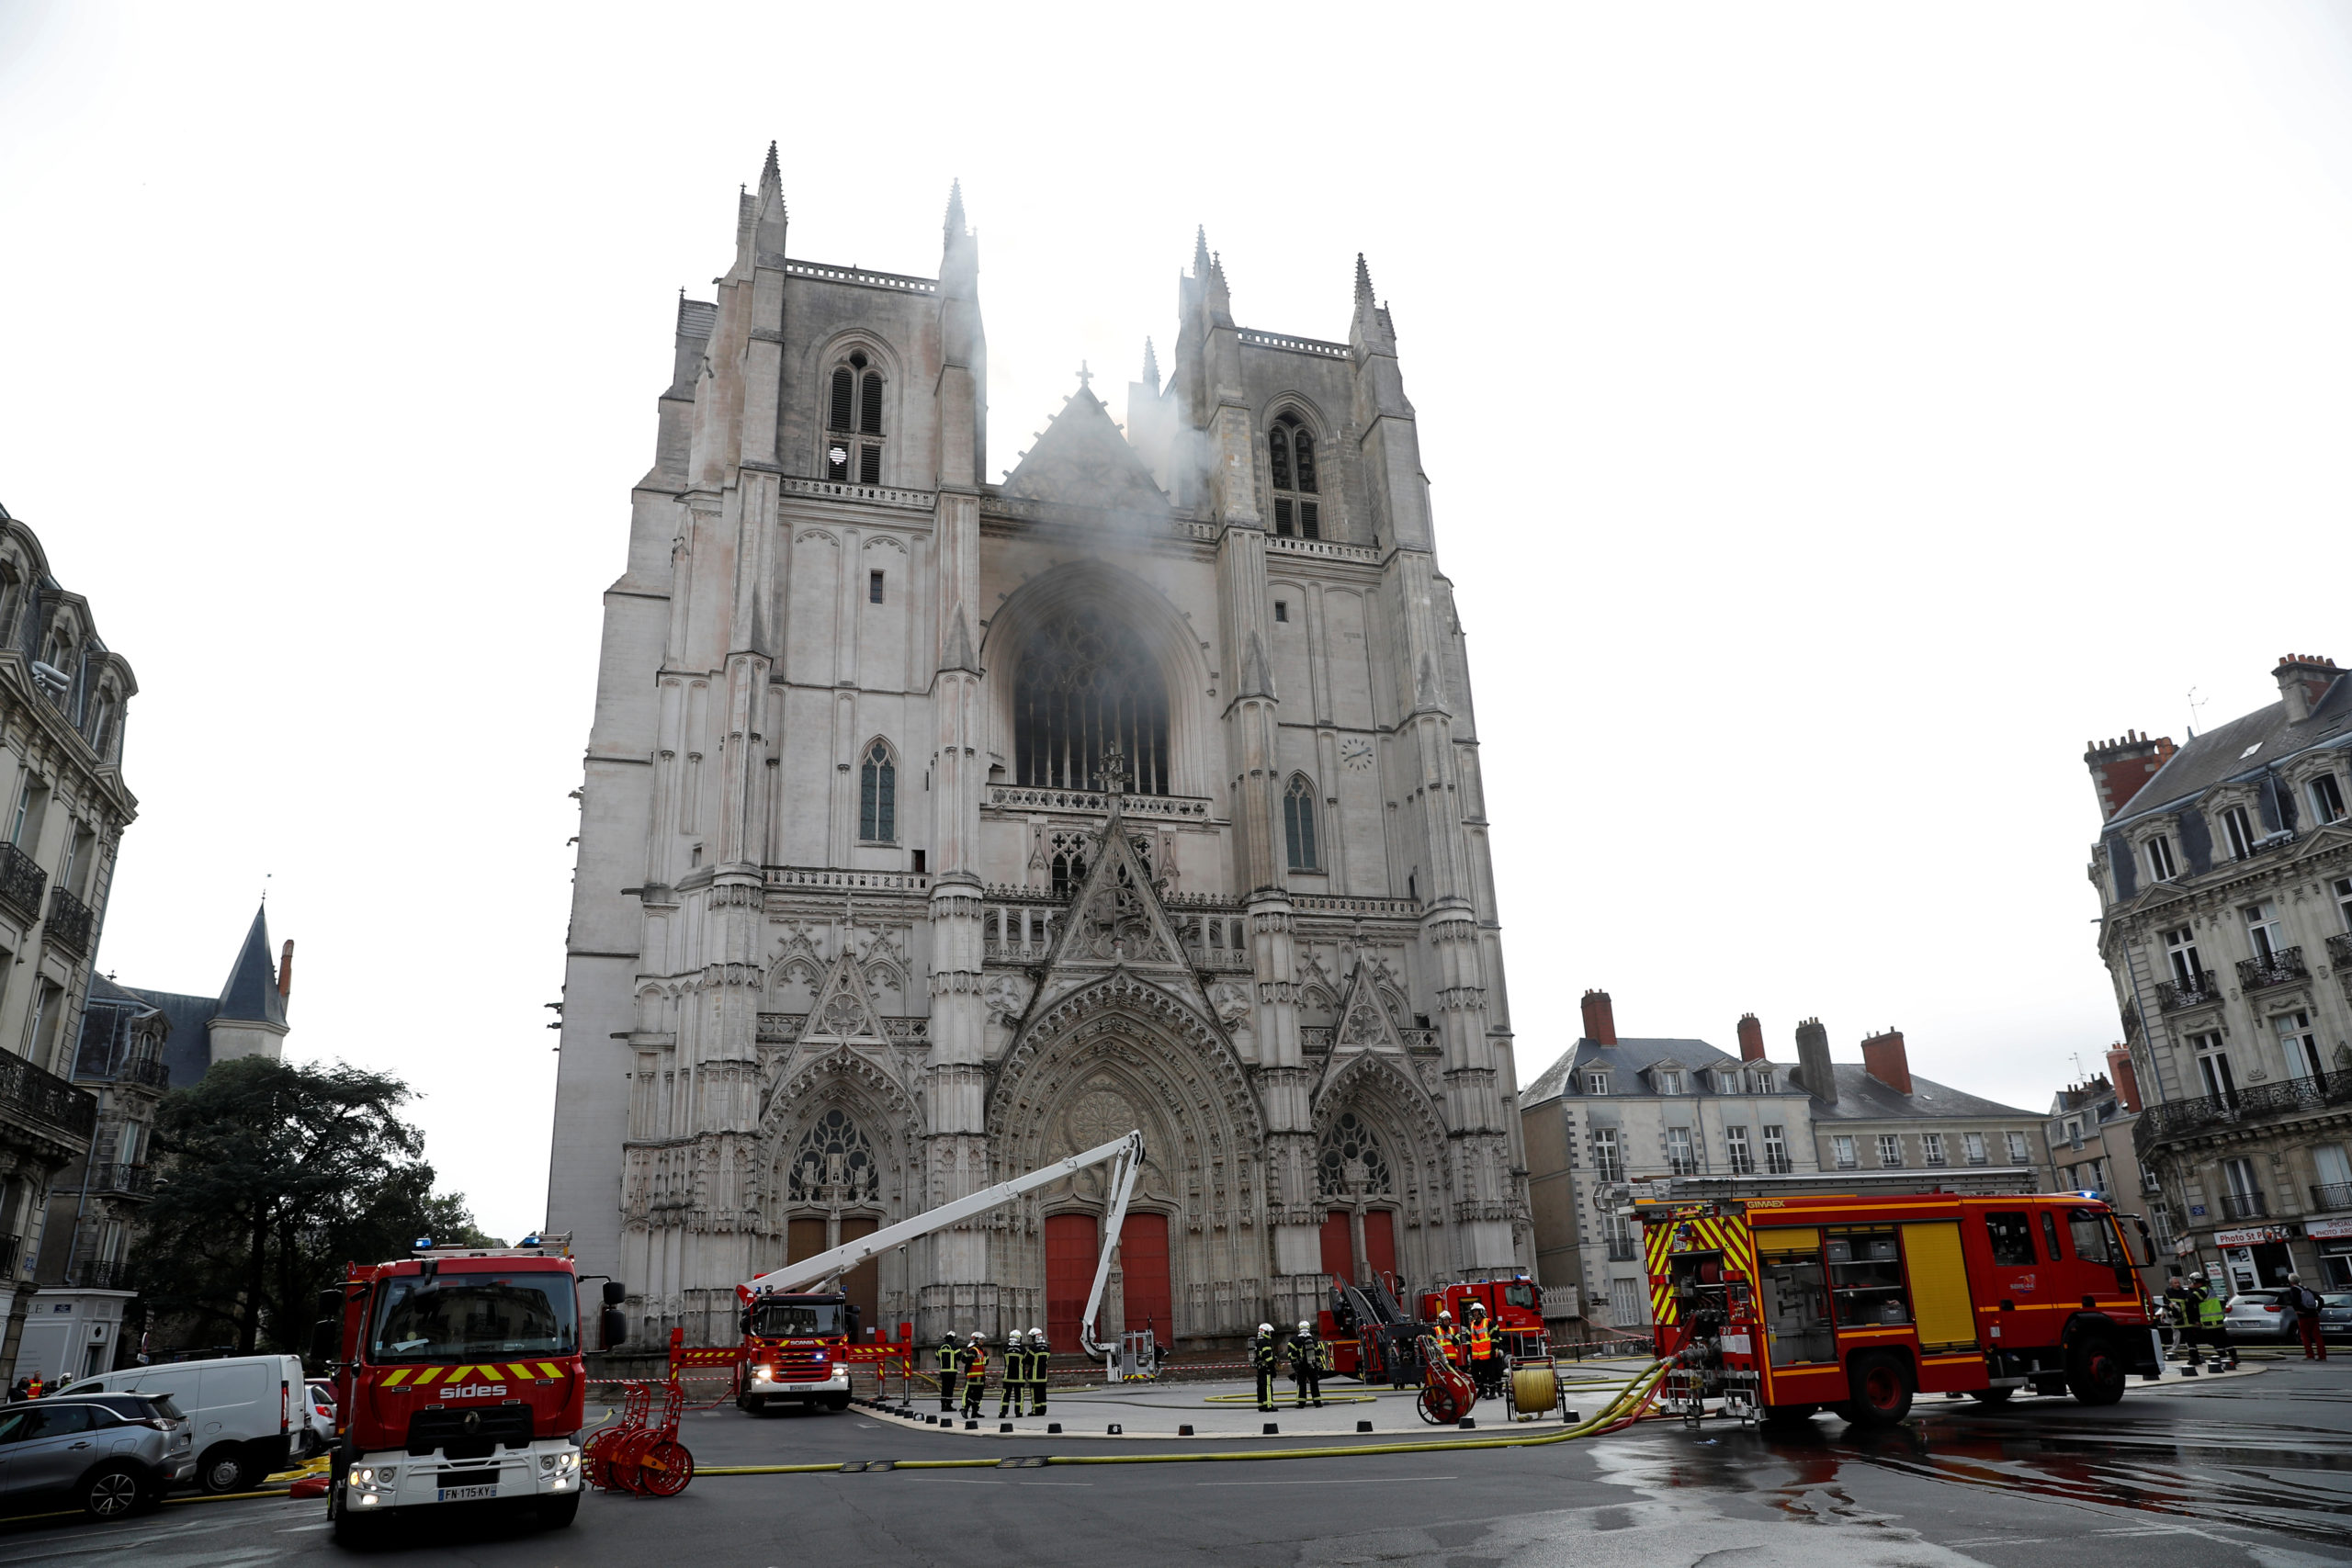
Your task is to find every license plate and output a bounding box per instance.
[437,1485,500,1502]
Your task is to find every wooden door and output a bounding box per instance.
[838,1215,879,1338]
[1046,1213,1098,1352]
[1319,1212,1354,1281]
[1364,1209,1398,1287]
[1119,1213,1172,1337]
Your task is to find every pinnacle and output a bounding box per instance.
[1354,252,1374,306]
[1141,336,1159,389]
[1193,224,1211,276]
[945,176,967,235]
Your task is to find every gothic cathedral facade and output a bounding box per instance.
[547,148,1530,1350]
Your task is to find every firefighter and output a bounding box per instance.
[1291,1319,1324,1408]
[961,1331,989,1419]
[936,1329,963,1412]
[2194,1282,2233,1367]
[999,1330,1026,1418]
[1466,1303,1501,1399]
[1250,1323,1280,1412]
[1029,1328,1052,1416]
[1433,1308,1459,1367]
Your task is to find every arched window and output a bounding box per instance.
[786,1108,879,1202]
[1012,605,1170,796]
[87,690,115,761]
[1283,773,1319,872]
[859,739,896,842]
[1317,1112,1392,1196]
[824,350,886,484]
[1266,412,1320,539]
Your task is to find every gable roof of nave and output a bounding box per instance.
[996,381,1171,516]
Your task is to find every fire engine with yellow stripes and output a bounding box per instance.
[1637,1190,2162,1427]
[315,1237,609,1544]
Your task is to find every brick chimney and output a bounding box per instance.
[2106,1044,2141,1113]
[1736,1013,1764,1062]
[1793,1018,1836,1106]
[1860,1028,1912,1096]
[2084,730,2176,820]
[1580,989,1617,1045]
[277,939,295,999]
[2274,654,2340,724]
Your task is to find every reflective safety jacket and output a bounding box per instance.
[1469,1323,1494,1359]
[2197,1295,2224,1326]
[938,1337,962,1373]
[1291,1332,1323,1371]
[1250,1335,1279,1371]
[966,1347,989,1382]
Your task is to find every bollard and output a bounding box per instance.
[1357,1420,1374,1433]
[1263,1423,1279,1435]
[1047,1423,1062,1434]
[1107,1424,1122,1435]
[1179,1425,1193,1436]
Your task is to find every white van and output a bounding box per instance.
[72,1353,302,1493]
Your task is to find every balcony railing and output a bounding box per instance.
[75,1258,125,1289]
[43,884,94,959]
[1592,1160,1625,1184]
[2330,932,2352,972]
[1668,1157,1697,1176]
[0,842,45,926]
[1726,1154,1756,1175]
[2236,947,2307,992]
[116,1057,172,1091]
[2155,969,2221,1012]
[0,1048,96,1142]
[84,1163,153,1200]
[1764,1154,1794,1174]
[1605,1240,1638,1262]
[2133,1069,2352,1156]
[2312,1181,2352,1213]
[2221,1190,2269,1221]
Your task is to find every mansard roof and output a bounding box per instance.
[1521,1037,1790,1105]
[2109,675,2352,831]
[1809,1066,2034,1123]
[997,382,1170,514]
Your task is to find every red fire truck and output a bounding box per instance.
[666,1131,1149,1411]
[1638,1190,2161,1426]
[315,1238,612,1545]
[1320,1274,1547,1383]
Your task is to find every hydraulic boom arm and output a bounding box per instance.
[744,1131,1146,1359]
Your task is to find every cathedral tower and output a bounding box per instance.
[546,152,1529,1348]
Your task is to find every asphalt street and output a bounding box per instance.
[6,1358,2349,1568]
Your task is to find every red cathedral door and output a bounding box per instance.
[1046,1214,1098,1352]
[838,1215,879,1337]
[1363,1210,1398,1288]
[1119,1213,1172,1337]
[1319,1212,1354,1281]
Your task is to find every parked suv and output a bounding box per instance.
[2223,1289,2302,1342]
[0,1393,194,1519]
[2318,1292,2352,1343]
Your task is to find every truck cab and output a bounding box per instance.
[321,1246,590,1543]
[735,1289,856,1414]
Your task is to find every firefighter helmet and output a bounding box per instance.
[1438,1309,1453,1321]
[1297,1320,1311,1334]
[1258,1323,1273,1335]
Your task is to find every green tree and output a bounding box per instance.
[134,1055,490,1358]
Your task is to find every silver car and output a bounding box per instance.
[0,1393,195,1518]
[2223,1289,2301,1342]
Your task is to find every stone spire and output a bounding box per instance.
[1140,336,1159,395]
[944,177,967,241]
[1193,224,1212,278]
[1354,252,1374,310]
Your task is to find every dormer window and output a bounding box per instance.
[1585,1072,1609,1096]
[2222,804,2257,860]
[2144,833,2177,882]
[826,351,885,484]
[2311,771,2346,826]
[1656,1070,1683,1096]
[1266,412,1320,539]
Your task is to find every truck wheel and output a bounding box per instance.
[537,1491,582,1529]
[1843,1353,1913,1427]
[825,1393,851,1412]
[2066,1334,2127,1406]
[330,1485,386,1548]
[198,1443,255,1494]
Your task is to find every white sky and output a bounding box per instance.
[3,2,2349,1243]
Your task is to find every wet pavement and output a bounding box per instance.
[6,1356,2347,1565]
